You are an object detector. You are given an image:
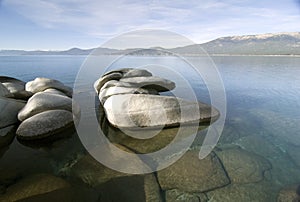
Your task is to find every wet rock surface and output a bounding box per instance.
[157,150,230,193]
[18,92,73,121]
[0,174,70,201]
[215,146,272,184]
[0,97,26,128]
[277,184,300,202]
[26,77,72,97]
[95,68,219,129]
[16,110,74,140]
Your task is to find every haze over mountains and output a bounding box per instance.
[1,32,300,56]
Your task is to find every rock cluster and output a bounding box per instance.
[94,68,219,129]
[0,76,77,144]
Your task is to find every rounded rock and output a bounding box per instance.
[25,77,72,97]
[18,92,73,121]
[16,109,74,140]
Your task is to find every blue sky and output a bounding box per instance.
[1,0,300,50]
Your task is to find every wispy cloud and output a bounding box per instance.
[3,0,300,44]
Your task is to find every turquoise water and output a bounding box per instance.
[0,55,300,201]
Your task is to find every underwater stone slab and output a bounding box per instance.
[18,92,73,121]
[120,76,175,92]
[0,174,70,202]
[0,97,26,128]
[215,146,272,184]
[16,110,74,140]
[104,94,219,129]
[206,182,274,202]
[94,72,123,94]
[0,125,16,149]
[25,77,72,97]
[96,174,162,202]
[70,144,150,187]
[165,189,208,202]
[157,150,230,193]
[277,184,300,202]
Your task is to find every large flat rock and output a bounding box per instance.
[18,92,73,121]
[277,184,300,202]
[157,150,230,192]
[0,97,26,128]
[206,182,275,202]
[16,109,74,140]
[215,146,272,184]
[103,94,219,129]
[26,77,72,97]
[120,76,175,92]
[0,125,16,149]
[0,174,70,201]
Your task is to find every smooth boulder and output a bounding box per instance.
[26,77,72,97]
[0,97,26,128]
[122,69,152,78]
[16,110,74,140]
[43,88,68,96]
[94,72,123,94]
[0,83,10,97]
[104,94,219,129]
[18,92,73,121]
[99,86,157,104]
[120,76,175,92]
[102,68,133,77]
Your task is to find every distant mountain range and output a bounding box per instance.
[1,32,300,56]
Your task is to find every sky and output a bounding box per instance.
[0,0,300,50]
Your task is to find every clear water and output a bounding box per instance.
[0,55,300,201]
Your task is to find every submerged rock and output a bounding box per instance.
[165,189,208,202]
[157,150,230,193]
[206,181,275,202]
[120,76,175,92]
[16,110,74,140]
[277,184,300,202]
[0,97,26,128]
[215,146,272,184]
[0,174,70,201]
[0,125,16,148]
[104,94,219,129]
[96,174,162,202]
[18,92,73,121]
[70,144,150,187]
[25,77,72,97]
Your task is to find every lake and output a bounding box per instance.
[0,55,300,201]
